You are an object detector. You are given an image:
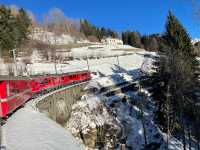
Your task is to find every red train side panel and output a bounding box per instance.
[0,81,7,117]
[31,71,91,94]
[0,80,32,117]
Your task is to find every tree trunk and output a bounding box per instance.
[180,96,186,150]
[181,112,186,150]
[166,85,170,150]
[142,117,147,147]
[188,127,191,150]
[183,126,186,150]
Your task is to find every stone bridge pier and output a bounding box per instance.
[36,83,87,126]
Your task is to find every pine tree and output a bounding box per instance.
[122,31,143,48]
[122,31,129,44]
[145,11,200,140]
[0,6,31,58]
[128,31,142,48]
[0,5,16,56]
[80,19,118,40]
[15,8,31,46]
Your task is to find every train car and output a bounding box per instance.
[0,70,91,118]
[31,70,91,94]
[30,76,54,94]
[0,77,32,118]
[59,70,91,86]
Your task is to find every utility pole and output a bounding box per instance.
[11,49,17,76]
[86,55,90,71]
[54,58,57,75]
[116,56,120,66]
[0,48,1,59]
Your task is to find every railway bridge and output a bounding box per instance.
[1,75,137,150]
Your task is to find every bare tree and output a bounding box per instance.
[10,4,19,16]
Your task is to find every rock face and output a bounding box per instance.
[66,96,122,149]
[54,99,68,125]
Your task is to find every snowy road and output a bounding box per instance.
[1,107,84,150]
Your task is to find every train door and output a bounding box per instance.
[81,73,87,81]
[0,81,7,99]
[0,81,7,117]
[75,74,80,81]
[62,75,70,85]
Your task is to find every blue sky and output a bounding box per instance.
[1,0,200,38]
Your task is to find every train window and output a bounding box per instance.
[6,81,10,97]
[41,79,48,84]
[11,88,20,95]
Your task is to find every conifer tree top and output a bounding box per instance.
[165,11,192,55]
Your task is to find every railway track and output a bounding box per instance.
[27,80,91,111]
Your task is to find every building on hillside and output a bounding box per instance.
[101,37,123,45]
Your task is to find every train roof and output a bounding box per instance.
[0,76,31,80]
[0,70,90,81]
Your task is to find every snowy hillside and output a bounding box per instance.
[27,44,152,76]
[30,30,78,45]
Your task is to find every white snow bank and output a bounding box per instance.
[85,73,136,92]
[70,44,136,59]
[2,106,84,150]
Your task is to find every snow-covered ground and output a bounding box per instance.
[27,50,155,76]
[105,92,187,150]
[66,90,194,150]
[0,44,154,76]
[1,105,85,150]
[70,44,136,59]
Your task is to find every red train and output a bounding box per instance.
[0,71,91,118]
